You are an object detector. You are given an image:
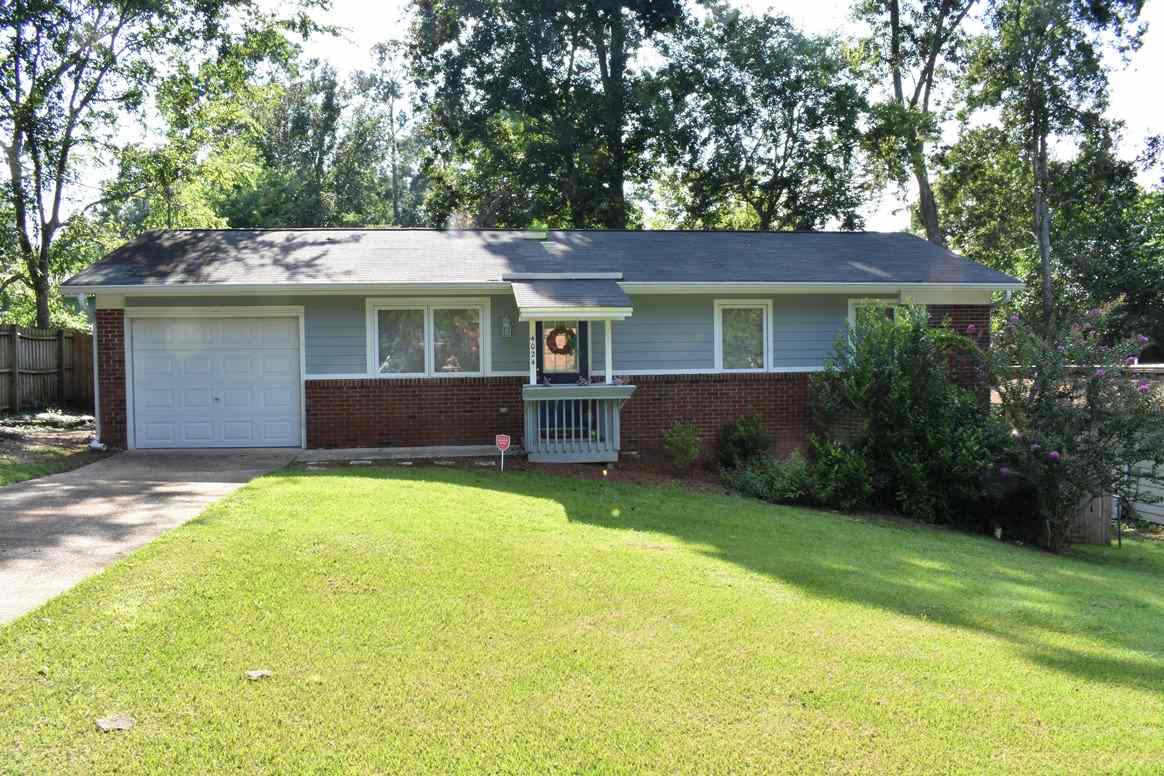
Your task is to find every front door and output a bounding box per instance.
[535,320,589,384]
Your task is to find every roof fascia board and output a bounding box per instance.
[66,282,511,296]
[518,307,633,321]
[618,282,1023,294]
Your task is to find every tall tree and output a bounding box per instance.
[656,9,867,231]
[0,0,313,327]
[965,0,1144,321]
[856,0,979,245]
[410,0,684,228]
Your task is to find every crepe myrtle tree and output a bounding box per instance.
[989,304,1164,551]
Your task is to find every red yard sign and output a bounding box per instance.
[495,434,511,452]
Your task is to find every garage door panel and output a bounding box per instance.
[131,316,301,449]
[181,353,212,376]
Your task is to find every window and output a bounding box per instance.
[714,300,771,372]
[847,299,898,332]
[367,299,489,377]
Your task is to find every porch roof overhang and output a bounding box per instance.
[511,279,633,321]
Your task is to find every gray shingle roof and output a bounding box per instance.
[510,279,633,310]
[62,229,1022,289]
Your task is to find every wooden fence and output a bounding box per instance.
[0,326,94,414]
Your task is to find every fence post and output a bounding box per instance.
[58,329,66,405]
[9,327,19,413]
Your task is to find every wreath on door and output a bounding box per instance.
[545,326,577,356]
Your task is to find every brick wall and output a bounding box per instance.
[928,304,992,385]
[620,372,815,459]
[305,377,525,448]
[95,309,127,449]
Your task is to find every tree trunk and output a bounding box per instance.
[1033,126,1053,322]
[34,271,51,328]
[910,140,943,246]
[597,11,628,229]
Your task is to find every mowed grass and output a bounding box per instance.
[2,466,1162,774]
[0,445,103,487]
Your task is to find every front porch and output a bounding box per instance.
[509,275,637,463]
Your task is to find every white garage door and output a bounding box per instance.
[130,316,301,448]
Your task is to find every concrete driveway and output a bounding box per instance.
[0,449,298,624]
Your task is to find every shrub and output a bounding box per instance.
[662,421,701,471]
[807,436,874,512]
[988,305,1164,550]
[812,304,1002,523]
[721,452,812,504]
[717,415,770,470]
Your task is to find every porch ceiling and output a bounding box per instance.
[511,279,633,320]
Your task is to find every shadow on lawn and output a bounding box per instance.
[288,466,1164,693]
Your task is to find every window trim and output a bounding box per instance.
[365,297,491,378]
[713,299,772,373]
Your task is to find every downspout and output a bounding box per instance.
[79,293,103,449]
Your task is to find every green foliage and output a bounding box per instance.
[0,0,321,326]
[717,416,771,470]
[720,452,813,505]
[662,421,701,471]
[656,9,867,231]
[812,305,1002,523]
[409,0,685,228]
[989,305,1164,551]
[806,437,875,512]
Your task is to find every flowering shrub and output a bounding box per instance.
[990,307,1164,551]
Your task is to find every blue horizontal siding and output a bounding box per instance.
[127,292,861,375]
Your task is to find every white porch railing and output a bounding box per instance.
[522,384,636,463]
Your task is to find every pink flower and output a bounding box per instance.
[999,466,1011,478]
[1125,356,1139,367]
[1009,314,1020,324]
[1138,335,1150,345]
[1095,368,1106,378]
[1139,380,1151,394]
[966,323,977,335]
[1047,451,1061,462]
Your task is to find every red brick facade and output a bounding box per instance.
[620,372,814,458]
[95,309,128,449]
[96,302,994,456]
[305,377,526,448]
[927,304,992,385]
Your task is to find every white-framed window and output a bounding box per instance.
[714,299,771,372]
[366,298,490,377]
[847,298,900,333]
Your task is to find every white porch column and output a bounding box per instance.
[604,319,613,384]
[528,319,537,385]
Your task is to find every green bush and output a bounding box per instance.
[662,421,701,471]
[717,415,770,470]
[721,452,813,504]
[807,436,874,512]
[812,304,1001,523]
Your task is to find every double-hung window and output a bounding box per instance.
[368,298,489,377]
[714,300,771,372]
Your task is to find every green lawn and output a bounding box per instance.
[0,445,104,487]
[2,466,1162,774]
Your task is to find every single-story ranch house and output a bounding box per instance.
[62,229,1022,463]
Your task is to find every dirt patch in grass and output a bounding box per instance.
[0,412,108,486]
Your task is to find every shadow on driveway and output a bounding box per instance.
[0,449,297,624]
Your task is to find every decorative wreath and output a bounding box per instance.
[546,326,577,356]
